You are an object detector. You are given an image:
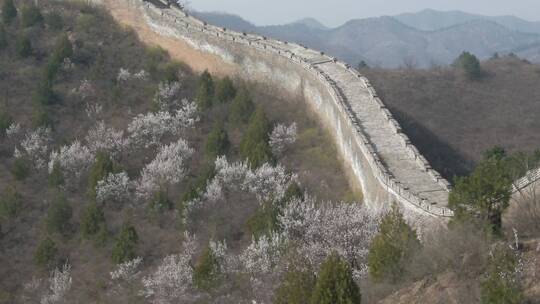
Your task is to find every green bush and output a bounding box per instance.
[246,201,280,240]
[150,188,172,211]
[0,25,7,49]
[161,61,184,82]
[311,253,361,304]
[193,243,221,290]
[215,76,236,103]
[0,186,22,219]
[367,204,420,283]
[45,193,72,235]
[274,257,316,304]
[0,108,11,136]
[31,104,52,127]
[21,5,43,28]
[15,34,32,57]
[81,203,106,239]
[111,223,138,264]
[239,107,273,167]
[195,70,214,110]
[455,51,482,79]
[205,122,230,159]
[11,156,30,180]
[44,34,74,81]
[45,11,63,30]
[48,162,64,188]
[1,0,17,25]
[33,79,56,105]
[480,245,523,304]
[88,152,114,199]
[228,86,254,126]
[34,237,57,267]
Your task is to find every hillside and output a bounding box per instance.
[363,56,540,178]
[194,10,540,68]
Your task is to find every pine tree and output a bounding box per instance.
[229,86,255,126]
[274,257,316,304]
[21,4,43,28]
[1,0,17,25]
[240,107,273,167]
[88,152,114,199]
[34,237,57,267]
[45,193,73,235]
[81,203,106,239]
[0,25,7,49]
[311,253,361,304]
[215,76,236,103]
[205,121,230,159]
[195,70,214,110]
[367,204,420,283]
[193,243,221,290]
[455,51,482,79]
[111,223,138,264]
[15,34,32,58]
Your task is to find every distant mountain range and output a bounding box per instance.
[191,9,540,68]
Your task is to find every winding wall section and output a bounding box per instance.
[119,0,455,218]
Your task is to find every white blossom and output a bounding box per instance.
[240,233,287,274]
[279,197,379,279]
[71,79,95,100]
[96,171,131,204]
[136,139,193,199]
[16,127,52,169]
[61,58,74,71]
[243,163,297,203]
[154,81,182,112]
[117,68,132,82]
[269,122,297,157]
[40,264,72,304]
[48,140,94,182]
[85,121,129,158]
[141,234,196,303]
[127,103,198,149]
[133,70,149,80]
[111,257,143,282]
[6,122,21,139]
[209,240,229,273]
[85,102,103,120]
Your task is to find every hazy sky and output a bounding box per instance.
[188,0,540,27]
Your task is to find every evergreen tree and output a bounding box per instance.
[311,253,361,304]
[150,188,172,211]
[195,70,214,110]
[11,156,30,180]
[357,60,369,70]
[455,51,482,79]
[21,5,43,28]
[15,34,32,57]
[81,203,106,239]
[215,76,236,103]
[88,152,114,199]
[34,237,57,267]
[367,204,420,283]
[480,245,523,304]
[1,0,17,25]
[111,223,138,264]
[193,243,221,290]
[449,147,512,236]
[240,107,273,167]
[45,11,63,31]
[228,86,255,126]
[205,121,230,159]
[0,186,21,219]
[45,193,73,235]
[48,162,64,188]
[0,25,7,49]
[33,79,55,105]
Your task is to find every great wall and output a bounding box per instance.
[101,0,540,219]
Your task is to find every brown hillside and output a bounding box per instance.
[364,57,540,179]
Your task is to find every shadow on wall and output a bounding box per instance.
[389,107,474,180]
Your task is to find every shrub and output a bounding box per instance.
[228,86,254,125]
[45,11,63,30]
[81,203,105,239]
[0,108,11,136]
[20,5,43,28]
[33,79,56,105]
[311,253,361,304]
[15,34,32,57]
[111,223,138,264]
[149,188,172,211]
[48,162,64,188]
[195,70,214,110]
[205,122,230,160]
[274,256,316,304]
[1,0,17,25]
[34,237,57,267]
[239,107,273,167]
[52,34,73,62]
[0,25,7,50]
[455,51,482,79]
[215,76,236,103]
[193,243,221,290]
[45,193,72,235]
[367,204,420,283]
[11,156,30,180]
[0,186,22,219]
[88,152,114,198]
[480,245,523,304]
